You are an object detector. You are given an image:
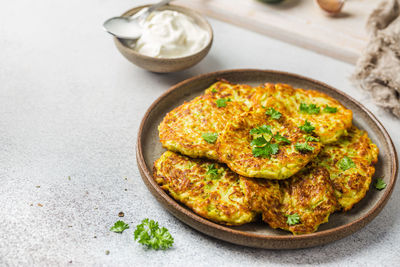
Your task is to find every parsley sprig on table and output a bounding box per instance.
[299,102,320,114]
[134,219,174,250]
[202,132,218,143]
[338,156,356,171]
[265,107,282,120]
[374,178,387,190]
[299,120,315,133]
[285,213,300,226]
[216,98,231,108]
[110,221,129,233]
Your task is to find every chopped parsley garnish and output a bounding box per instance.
[295,141,315,153]
[338,156,356,171]
[250,136,269,147]
[274,133,291,144]
[211,88,217,93]
[249,125,291,158]
[305,136,319,142]
[299,120,315,133]
[134,219,174,250]
[252,142,279,158]
[206,164,221,180]
[285,213,300,226]
[299,102,320,114]
[216,98,231,108]
[265,108,282,120]
[249,125,272,135]
[202,132,218,143]
[374,178,387,190]
[323,105,338,113]
[110,221,129,233]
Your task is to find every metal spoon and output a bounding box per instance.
[315,0,345,15]
[103,0,172,39]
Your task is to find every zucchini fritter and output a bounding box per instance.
[217,107,322,179]
[315,126,379,211]
[269,167,338,234]
[154,151,257,225]
[158,81,256,160]
[154,151,338,234]
[251,83,353,144]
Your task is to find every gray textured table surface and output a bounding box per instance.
[1,0,399,266]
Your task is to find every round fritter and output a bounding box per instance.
[158,81,257,160]
[154,151,257,225]
[217,107,322,179]
[204,79,259,107]
[271,167,339,235]
[154,151,338,234]
[251,83,353,144]
[315,126,379,211]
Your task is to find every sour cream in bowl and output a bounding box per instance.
[135,10,210,59]
[113,5,213,73]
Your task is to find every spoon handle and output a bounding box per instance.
[148,0,173,13]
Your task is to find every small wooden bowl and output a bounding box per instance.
[114,4,213,73]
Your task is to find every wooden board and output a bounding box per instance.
[174,0,378,64]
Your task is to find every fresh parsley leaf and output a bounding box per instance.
[250,136,268,147]
[299,103,320,114]
[252,142,279,158]
[299,120,315,133]
[211,88,217,93]
[250,125,272,135]
[206,164,221,180]
[305,136,319,142]
[374,178,387,190]
[265,108,282,120]
[134,219,174,250]
[274,133,291,144]
[338,156,356,171]
[110,221,129,233]
[216,98,231,108]
[285,213,300,226]
[323,105,338,113]
[295,141,315,153]
[202,132,218,143]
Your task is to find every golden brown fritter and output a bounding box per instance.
[204,79,259,106]
[251,83,353,144]
[154,151,257,225]
[154,151,338,234]
[217,107,322,179]
[269,167,339,234]
[158,81,257,160]
[315,126,379,211]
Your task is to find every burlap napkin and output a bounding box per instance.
[353,0,400,118]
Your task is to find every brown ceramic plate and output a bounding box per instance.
[136,69,398,249]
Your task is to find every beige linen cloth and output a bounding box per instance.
[353,0,400,118]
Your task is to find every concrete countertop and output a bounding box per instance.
[1,0,399,266]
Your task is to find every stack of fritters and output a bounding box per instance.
[154,80,378,235]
